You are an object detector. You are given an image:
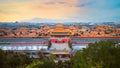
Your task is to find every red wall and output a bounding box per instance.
[50,39,69,43]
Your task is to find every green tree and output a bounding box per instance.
[48,40,51,49]
[72,40,120,68]
[0,49,7,68]
[68,40,72,49]
[71,51,88,68]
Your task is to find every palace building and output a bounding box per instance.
[48,23,74,37]
[48,23,74,61]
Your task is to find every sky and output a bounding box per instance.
[0,0,120,22]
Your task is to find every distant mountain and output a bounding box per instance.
[21,17,82,23]
[102,22,120,25]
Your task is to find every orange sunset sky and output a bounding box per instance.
[0,0,120,22]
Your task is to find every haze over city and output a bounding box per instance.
[0,0,120,22]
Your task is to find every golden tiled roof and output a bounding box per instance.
[48,23,74,35]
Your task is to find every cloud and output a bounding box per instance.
[0,0,120,22]
[0,0,79,22]
[82,0,120,9]
[76,1,95,7]
[43,0,78,7]
[74,0,120,22]
[75,0,120,10]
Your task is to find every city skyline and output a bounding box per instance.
[0,0,120,22]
